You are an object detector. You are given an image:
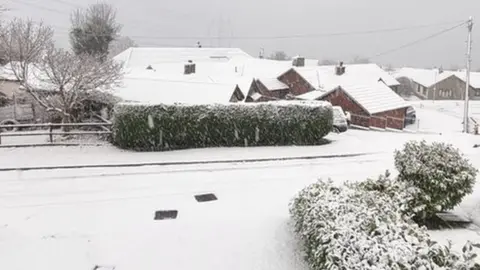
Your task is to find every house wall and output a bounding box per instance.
[277,69,315,96]
[319,88,370,127]
[425,76,474,100]
[389,85,400,95]
[229,86,245,102]
[0,80,20,99]
[255,81,271,96]
[255,80,290,99]
[407,76,478,100]
[473,88,480,100]
[269,89,290,99]
[372,107,407,130]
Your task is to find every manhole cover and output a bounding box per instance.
[92,266,115,270]
[154,210,178,220]
[195,193,218,202]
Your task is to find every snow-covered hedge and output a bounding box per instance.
[290,177,480,269]
[112,101,333,151]
[394,140,478,221]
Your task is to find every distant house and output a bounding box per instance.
[393,68,479,100]
[452,71,480,100]
[0,63,21,100]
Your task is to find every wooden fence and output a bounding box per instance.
[0,122,112,145]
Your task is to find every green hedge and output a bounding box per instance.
[112,101,333,151]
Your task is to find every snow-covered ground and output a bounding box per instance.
[1,129,480,269]
[1,101,480,270]
[408,100,480,133]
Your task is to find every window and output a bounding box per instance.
[476,90,480,97]
[439,89,452,98]
[422,87,427,95]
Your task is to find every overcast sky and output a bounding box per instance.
[5,0,480,69]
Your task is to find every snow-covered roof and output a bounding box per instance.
[296,90,326,100]
[114,47,253,68]
[452,71,480,89]
[0,62,20,81]
[229,58,293,78]
[114,76,237,104]
[393,68,456,88]
[2,62,57,91]
[257,78,288,90]
[294,64,400,90]
[319,81,409,114]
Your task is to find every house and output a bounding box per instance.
[290,63,409,130]
[271,63,401,99]
[298,80,410,130]
[0,63,21,100]
[115,50,295,104]
[393,68,478,100]
[452,71,480,100]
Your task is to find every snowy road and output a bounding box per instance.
[1,128,480,270]
[0,154,390,270]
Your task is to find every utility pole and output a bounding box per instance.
[463,16,473,133]
[433,67,437,103]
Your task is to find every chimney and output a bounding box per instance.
[292,56,305,67]
[184,60,196,75]
[335,61,345,76]
[146,65,153,70]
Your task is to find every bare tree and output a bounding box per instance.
[70,2,121,61]
[108,36,137,58]
[1,18,123,124]
[0,18,54,109]
[268,51,289,61]
[40,47,123,123]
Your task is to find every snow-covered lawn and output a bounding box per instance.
[1,127,480,269]
[409,100,480,133]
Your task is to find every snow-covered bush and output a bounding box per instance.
[112,101,333,151]
[290,179,480,269]
[357,171,425,218]
[394,140,478,220]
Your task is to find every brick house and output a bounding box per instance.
[277,68,316,96]
[299,81,409,130]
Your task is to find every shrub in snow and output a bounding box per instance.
[394,140,478,220]
[112,101,333,151]
[290,179,480,270]
[357,170,424,218]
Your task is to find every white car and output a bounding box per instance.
[332,106,348,133]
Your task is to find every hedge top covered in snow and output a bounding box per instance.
[116,99,332,109]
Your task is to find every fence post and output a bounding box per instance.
[49,123,53,143]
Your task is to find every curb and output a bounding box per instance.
[0,152,378,172]
[0,143,107,148]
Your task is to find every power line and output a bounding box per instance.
[50,20,466,41]
[370,21,467,59]
[14,0,66,14]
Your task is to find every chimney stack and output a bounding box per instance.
[335,61,345,76]
[292,56,305,67]
[184,60,196,75]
